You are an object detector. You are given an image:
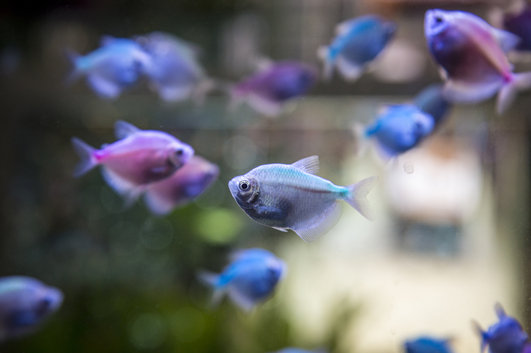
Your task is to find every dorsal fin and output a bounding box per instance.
[114,120,141,139]
[292,155,319,174]
[100,35,117,47]
[491,28,520,53]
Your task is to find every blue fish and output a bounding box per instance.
[404,336,454,353]
[228,156,376,242]
[199,248,286,311]
[474,304,528,353]
[231,61,317,117]
[413,84,451,128]
[67,36,152,99]
[318,15,396,81]
[502,5,531,52]
[364,104,434,159]
[0,276,63,341]
[135,32,212,102]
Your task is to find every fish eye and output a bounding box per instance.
[239,180,250,191]
[175,148,184,157]
[434,15,443,24]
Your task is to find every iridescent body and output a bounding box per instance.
[232,61,317,117]
[228,156,376,242]
[474,304,528,353]
[413,84,451,128]
[136,32,210,102]
[365,105,435,158]
[71,121,194,201]
[424,9,531,114]
[404,336,454,353]
[318,15,396,81]
[503,5,531,51]
[199,248,285,311]
[68,37,152,99]
[144,155,219,215]
[0,276,63,341]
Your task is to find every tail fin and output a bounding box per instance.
[472,320,489,353]
[197,271,224,307]
[71,137,98,177]
[497,72,531,114]
[64,49,82,84]
[317,46,333,81]
[345,176,377,220]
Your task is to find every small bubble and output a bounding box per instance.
[403,162,414,174]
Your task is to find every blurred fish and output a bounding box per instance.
[273,349,326,353]
[404,336,454,353]
[318,15,396,81]
[425,9,531,114]
[364,104,435,159]
[473,303,528,353]
[143,155,219,215]
[413,84,451,128]
[0,276,63,341]
[135,32,213,102]
[502,4,531,52]
[71,120,194,202]
[67,36,152,99]
[522,343,531,353]
[231,61,317,117]
[199,248,285,311]
[228,156,376,241]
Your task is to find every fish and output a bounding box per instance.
[143,155,219,215]
[424,9,531,114]
[473,303,528,353]
[404,336,454,353]
[71,120,194,202]
[413,84,451,128]
[0,276,63,341]
[318,15,396,81]
[67,36,152,99]
[231,61,317,117]
[228,156,376,242]
[198,248,286,311]
[135,32,213,102]
[364,104,435,159]
[502,4,531,52]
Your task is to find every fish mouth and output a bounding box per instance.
[227,177,240,198]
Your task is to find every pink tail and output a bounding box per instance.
[497,72,531,114]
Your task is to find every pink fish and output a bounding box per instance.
[144,155,219,215]
[72,120,194,201]
[425,9,531,113]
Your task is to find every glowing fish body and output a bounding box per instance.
[413,84,451,128]
[199,248,286,311]
[404,337,454,353]
[68,37,152,99]
[228,156,376,242]
[144,155,219,215]
[136,32,211,102]
[425,9,531,114]
[365,105,435,158]
[503,5,531,52]
[318,15,396,81]
[71,121,194,202]
[231,61,317,117]
[474,304,528,353]
[0,276,63,341]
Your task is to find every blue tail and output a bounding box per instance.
[64,49,82,84]
[71,137,98,177]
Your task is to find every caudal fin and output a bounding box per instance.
[345,176,377,220]
[497,72,531,114]
[197,271,224,308]
[64,49,82,84]
[317,46,333,81]
[472,320,489,353]
[71,137,98,177]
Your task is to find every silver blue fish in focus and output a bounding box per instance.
[199,248,286,311]
[473,304,528,353]
[318,15,396,81]
[228,156,376,242]
[425,9,531,114]
[404,336,454,353]
[72,120,194,202]
[67,36,152,99]
[135,32,212,102]
[0,276,63,341]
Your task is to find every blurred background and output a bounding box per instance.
[1,0,531,352]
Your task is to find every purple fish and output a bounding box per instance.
[72,120,194,202]
[502,5,531,52]
[144,155,219,215]
[425,9,531,114]
[231,61,317,117]
[0,276,63,341]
